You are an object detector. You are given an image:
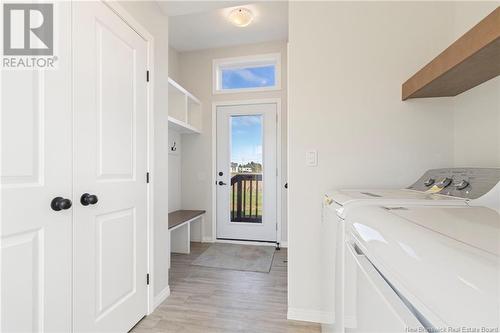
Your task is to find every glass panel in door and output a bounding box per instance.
[230,115,263,223]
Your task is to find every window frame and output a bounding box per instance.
[212,53,281,94]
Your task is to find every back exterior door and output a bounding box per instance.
[216,103,277,242]
[1,3,72,332]
[73,2,149,331]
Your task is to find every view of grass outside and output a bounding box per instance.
[230,176,263,222]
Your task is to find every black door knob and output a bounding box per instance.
[218,181,227,186]
[51,197,72,211]
[80,193,99,206]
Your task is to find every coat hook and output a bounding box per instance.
[171,141,177,152]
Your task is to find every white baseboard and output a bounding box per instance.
[321,322,336,333]
[344,315,356,329]
[202,236,284,247]
[287,307,334,324]
[202,236,214,243]
[215,239,277,247]
[190,235,202,242]
[153,286,170,309]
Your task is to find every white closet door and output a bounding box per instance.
[0,3,72,333]
[73,2,149,332]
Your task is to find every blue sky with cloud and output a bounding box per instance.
[231,115,263,165]
[222,65,275,89]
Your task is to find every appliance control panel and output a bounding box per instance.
[407,168,500,199]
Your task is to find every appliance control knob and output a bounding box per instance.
[424,178,435,187]
[437,177,453,188]
[454,180,469,190]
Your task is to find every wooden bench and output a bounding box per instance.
[168,210,205,255]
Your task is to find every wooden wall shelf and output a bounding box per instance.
[402,7,500,100]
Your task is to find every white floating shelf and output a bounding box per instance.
[168,116,200,134]
[168,78,201,105]
[168,77,202,134]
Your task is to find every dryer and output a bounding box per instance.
[344,204,499,332]
[322,168,500,332]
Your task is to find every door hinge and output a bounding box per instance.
[146,172,150,183]
[146,273,150,285]
[146,70,150,82]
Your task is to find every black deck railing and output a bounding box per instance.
[230,173,262,223]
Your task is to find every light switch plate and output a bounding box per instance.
[306,150,318,167]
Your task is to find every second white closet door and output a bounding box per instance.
[73,2,149,332]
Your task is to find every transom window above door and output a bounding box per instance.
[213,53,281,94]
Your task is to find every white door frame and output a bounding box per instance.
[99,1,156,315]
[211,98,282,246]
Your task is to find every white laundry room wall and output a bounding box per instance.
[452,3,500,167]
[117,0,171,306]
[169,47,181,83]
[287,1,457,323]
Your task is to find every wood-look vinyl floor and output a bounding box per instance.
[131,242,320,333]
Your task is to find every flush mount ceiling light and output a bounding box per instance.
[227,8,254,27]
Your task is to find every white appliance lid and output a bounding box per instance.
[389,206,500,256]
[327,189,464,206]
[349,205,500,329]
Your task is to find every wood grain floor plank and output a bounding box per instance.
[131,243,319,333]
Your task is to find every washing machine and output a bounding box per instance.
[343,204,499,332]
[321,168,500,332]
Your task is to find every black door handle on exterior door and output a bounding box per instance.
[218,181,227,186]
[80,193,99,206]
[51,197,72,211]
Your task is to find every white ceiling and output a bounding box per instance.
[161,1,288,52]
[158,1,251,17]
